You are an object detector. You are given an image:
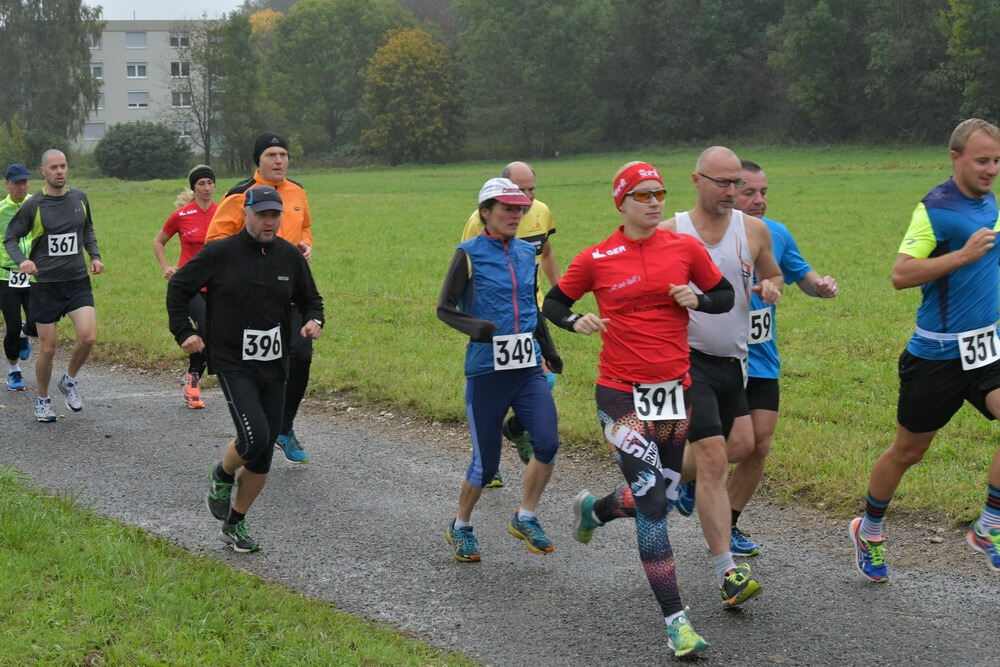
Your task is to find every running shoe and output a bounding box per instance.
[34,397,56,423]
[19,336,30,360]
[508,512,554,554]
[849,517,888,583]
[58,373,82,412]
[206,469,235,520]
[675,481,695,516]
[275,430,308,463]
[730,527,760,557]
[666,614,711,657]
[219,519,260,553]
[7,370,24,391]
[503,414,534,464]
[484,471,504,488]
[573,489,604,544]
[183,372,205,409]
[721,563,762,606]
[446,518,480,562]
[966,522,1000,572]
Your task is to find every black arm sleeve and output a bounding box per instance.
[695,276,735,314]
[533,281,563,373]
[435,248,497,342]
[543,285,579,331]
[167,249,213,346]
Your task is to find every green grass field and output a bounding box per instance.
[77,145,988,520]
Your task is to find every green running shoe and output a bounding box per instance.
[666,614,711,657]
[484,471,504,488]
[572,489,604,544]
[503,414,534,464]
[220,519,260,553]
[721,563,761,606]
[206,469,235,521]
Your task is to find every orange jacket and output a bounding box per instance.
[205,170,314,247]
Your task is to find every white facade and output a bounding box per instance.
[78,20,198,150]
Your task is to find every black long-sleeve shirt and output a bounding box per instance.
[167,229,324,380]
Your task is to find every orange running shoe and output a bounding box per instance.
[184,372,205,409]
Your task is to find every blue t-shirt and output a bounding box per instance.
[900,178,1000,360]
[748,217,811,379]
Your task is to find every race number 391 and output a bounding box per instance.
[492,333,536,371]
[632,379,684,420]
[959,324,1000,371]
[242,325,282,362]
[47,232,78,257]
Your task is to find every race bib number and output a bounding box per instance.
[492,333,536,371]
[8,270,29,288]
[632,380,685,421]
[958,324,1000,371]
[47,233,78,257]
[242,325,282,361]
[749,307,773,344]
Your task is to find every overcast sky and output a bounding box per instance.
[86,1,244,21]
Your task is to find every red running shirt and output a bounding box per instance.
[558,226,723,389]
[160,201,218,267]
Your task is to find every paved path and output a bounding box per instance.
[1,361,995,665]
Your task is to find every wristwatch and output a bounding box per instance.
[564,313,581,329]
[311,318,324,328]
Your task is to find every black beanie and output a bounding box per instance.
[253,131,288,165]
[188,164,215,190]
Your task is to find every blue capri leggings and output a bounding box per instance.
[465,366,559,486]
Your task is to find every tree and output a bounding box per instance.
[362,27,463,164]
[164,17,226,164]
[266,0,412,156]
[944,0,1000,120]
[0,0,103,156]
[93,122,191,180]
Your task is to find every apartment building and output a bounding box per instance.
[79,20,199,150]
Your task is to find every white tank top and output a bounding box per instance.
[676,209,752,359]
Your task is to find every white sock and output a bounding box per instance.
[453,517,472,529]
[712,552,737,585]
[665,610,686,626]
[8,364,19,373]
[517,508,537,521]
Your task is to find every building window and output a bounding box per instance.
[169,33,190,47]
[91,62,103,79]
[83,123,106,141]
[170,61,190,78]
[127,91,150,109]
[89,33,101,49]
[126,62,147,79]
[93,92,104,111]
[125,31,147,48]
[176,122,192,139]
[171,91,192,108]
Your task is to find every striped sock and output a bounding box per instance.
[859,492,890,540]
[977,483,1000,531]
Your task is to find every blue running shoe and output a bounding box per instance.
[508,512,554,554]
[573,489,604,544]
[666,613,711,657]
[446,518,480,562]
[675,481,695,516]
[19,337,30,360]
[7,370,24,391]
[730,527,760,557]
[966,522,1000,572]
[275,431,308,463]
[849,517,888,583]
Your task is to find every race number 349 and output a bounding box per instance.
[242,325,282,362]
[959,324,1000,371]
[632,380,684,420]
[492,333,536,371]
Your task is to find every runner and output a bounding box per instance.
[726,159,838,556]
[3,149,103,422]
[660,146,783,606]
[437,177,562,562]
[850,118,1000,579]
[461,161,561,486]
[547,161,733,657]
[206,131,316,463]
[1,163,34,391]
[167,185,324,553]
[153,164,217,409]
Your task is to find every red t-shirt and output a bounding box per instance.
[558,226,723,389]
[160,201,218,267]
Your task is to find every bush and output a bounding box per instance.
[94,122,191,180]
